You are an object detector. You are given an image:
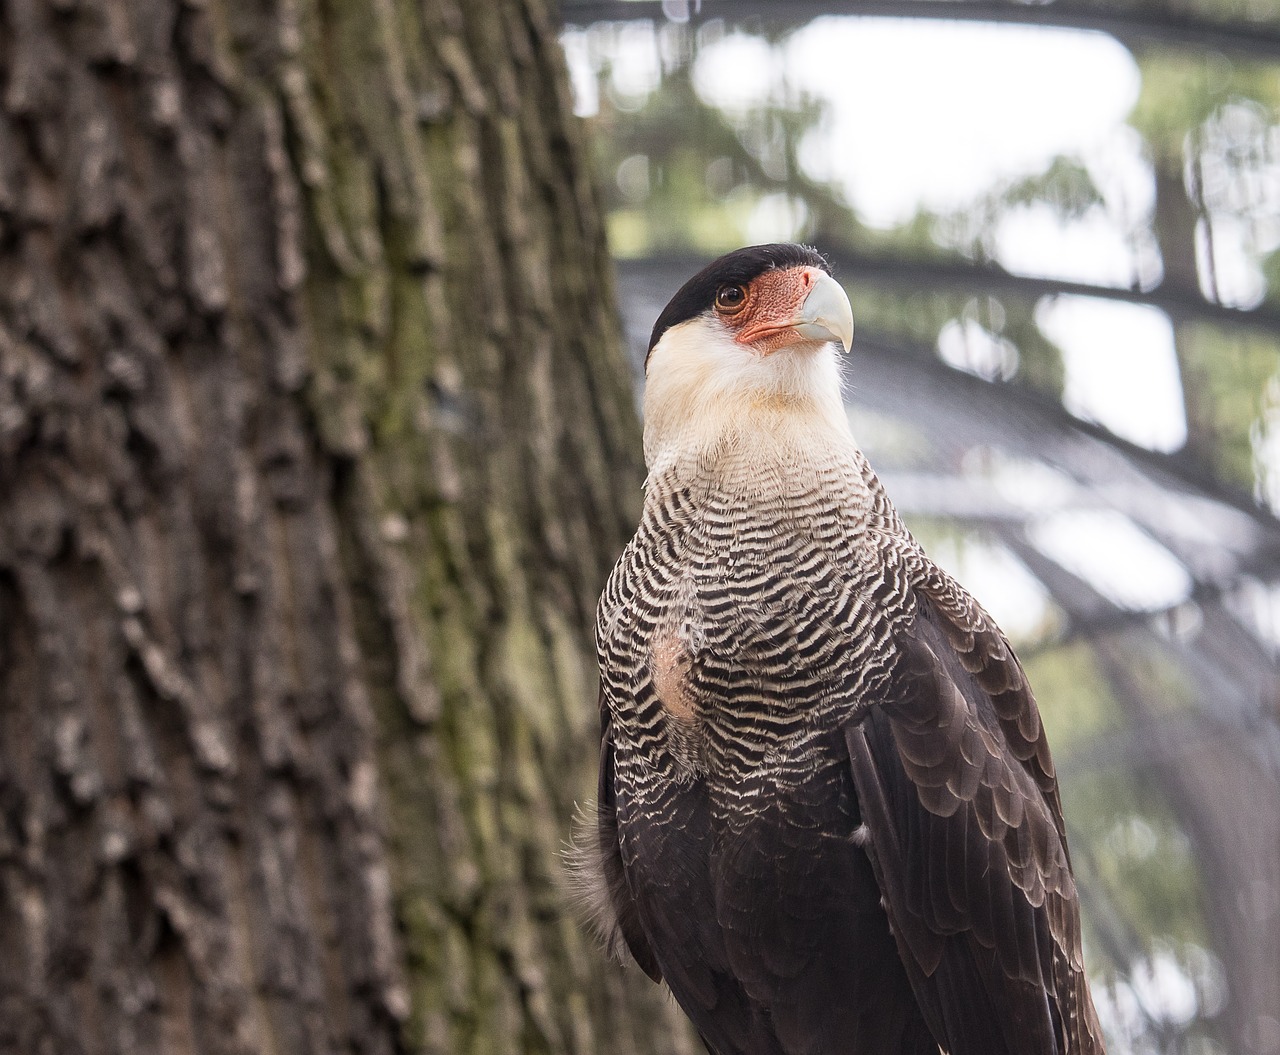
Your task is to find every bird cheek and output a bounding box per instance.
[737,327,803,357]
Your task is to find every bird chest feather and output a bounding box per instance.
[599,455,911,789]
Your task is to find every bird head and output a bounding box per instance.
[642,244,855,469]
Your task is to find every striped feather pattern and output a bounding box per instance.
[598,444,909,795]
[594,440,946,1053]
[590,428,1104,1054]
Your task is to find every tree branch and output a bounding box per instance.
[561,0,1280,60]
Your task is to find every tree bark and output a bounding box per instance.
[0,0,696,1052]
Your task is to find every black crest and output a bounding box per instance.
[646,243,833,361]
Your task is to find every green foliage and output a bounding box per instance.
[1068,771,1208,952]
[592,67,860,255]
[1176,323,1280,488]
[1006,156,1108,219]
[1023,641,1122,751]
[1130,48,1280,156]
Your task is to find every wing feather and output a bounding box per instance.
[845,592,1105,1055]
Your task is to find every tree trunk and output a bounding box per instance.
[0,1,696,1052]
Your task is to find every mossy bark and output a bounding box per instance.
[0,0,696,1051]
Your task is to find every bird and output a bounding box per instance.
[574,243,1106,1055]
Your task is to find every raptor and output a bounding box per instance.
[580,243,1105,1054]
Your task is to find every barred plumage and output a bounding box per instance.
[577,245,1105,1055]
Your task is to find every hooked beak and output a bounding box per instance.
[736,268,855,355]
[793,271,854,353]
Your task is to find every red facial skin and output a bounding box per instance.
[717,266,826,356]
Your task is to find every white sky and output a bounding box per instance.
[1028,508,1194,611]
[694,19,1140,225]
[1037,295,1188,452]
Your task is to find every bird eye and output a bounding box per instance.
[714,284,747,315]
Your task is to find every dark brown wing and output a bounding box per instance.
[845,593,1105,1055]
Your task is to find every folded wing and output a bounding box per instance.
[845,593,1105,1055]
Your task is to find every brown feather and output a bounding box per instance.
[845,588,1105,1054]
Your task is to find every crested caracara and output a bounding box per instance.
[577,243,1105,1055]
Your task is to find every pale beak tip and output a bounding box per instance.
[796,272,854,353]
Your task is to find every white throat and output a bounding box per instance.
[641,317,856,479]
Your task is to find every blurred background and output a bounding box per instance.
[560,4,1280,1054]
